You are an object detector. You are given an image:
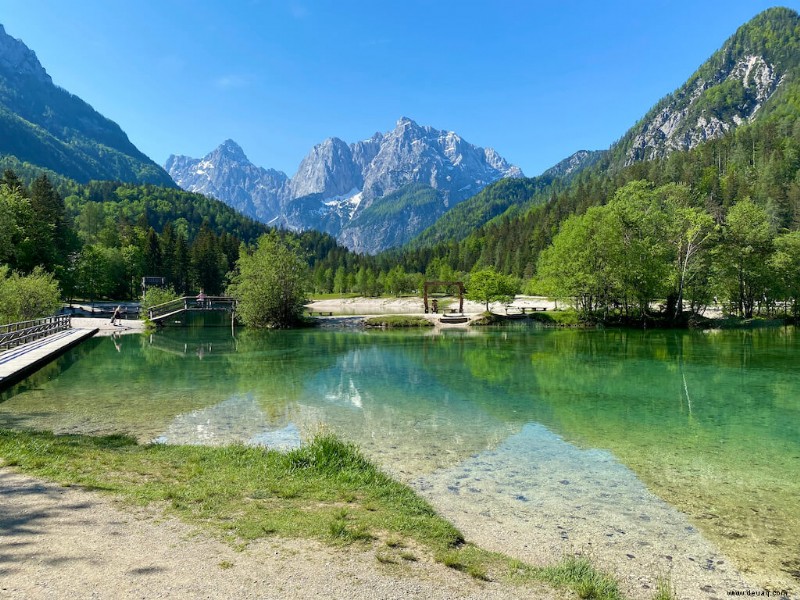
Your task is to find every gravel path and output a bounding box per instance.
[70,317,145,336]
[0,469,557,600]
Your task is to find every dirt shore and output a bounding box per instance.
[0,469,554,600]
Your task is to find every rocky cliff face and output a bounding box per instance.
[624,55,782,165]
[616,8,799,166]
[166,117,522,253]
[541,149,606,180]
[287,137,363,200]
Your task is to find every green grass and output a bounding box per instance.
[0,429,656,599]
[0,430,460,551]
[528,309,583,326]
[364,316,433,328]
[470,309,586,327]
[536,556,624,599]
[652,576,677,600]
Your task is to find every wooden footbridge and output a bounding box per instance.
[0,315,97,391]
[146,296,238,324]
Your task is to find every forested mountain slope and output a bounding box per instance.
[410,7,800,254]
[0,24,174,186]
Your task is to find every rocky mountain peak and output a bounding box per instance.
[395,116,417,128]
[215,139,248,161]
[165,140,289,224]
[167,119,523,253]
[0,24,52,84]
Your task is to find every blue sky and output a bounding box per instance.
[4,1,800,177]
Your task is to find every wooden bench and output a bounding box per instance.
[309,311,334,317]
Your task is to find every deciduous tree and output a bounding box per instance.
[467,267,519,311]
[0,266,61,323]
[228,234,309,328]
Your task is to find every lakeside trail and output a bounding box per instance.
[0,469,555,600]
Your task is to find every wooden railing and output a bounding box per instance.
[0,315,72,350]
[146,296,238,321]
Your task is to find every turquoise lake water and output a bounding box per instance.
[1,323,798,594]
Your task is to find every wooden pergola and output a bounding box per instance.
[423,280,465,314]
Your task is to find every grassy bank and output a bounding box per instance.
[364,315,433,328]
[0,429,671,599]
[471,310,584,327]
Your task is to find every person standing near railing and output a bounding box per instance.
[197,289,207,309]
[110,306,122,326]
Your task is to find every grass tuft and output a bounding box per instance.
[538,555,623,600]
[467,564,490,581]
[376,552,398,564]
[652,576,677,600]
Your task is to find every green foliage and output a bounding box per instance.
[141,286,180,311]
[466,268,519,310]
[229,233,310,328]
[652,577,677,600]
[64,182,269,245]
[382,265,417,296]
[770,230,800,316]
[189,224,228,295]
[713,198,774,318]
[0,167,372,304]
[0,265,61,323]
[0,429,462,554]
[535,207,615,315]
[535,182,717,319]
[352,184,441,221]
[0,181,31,265]
[0,172,78,281]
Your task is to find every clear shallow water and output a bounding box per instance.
[1,324,799,595]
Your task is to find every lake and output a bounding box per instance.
[1,323,798,597]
